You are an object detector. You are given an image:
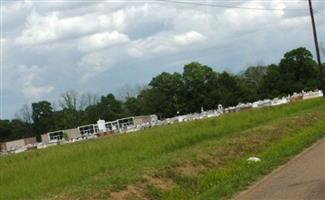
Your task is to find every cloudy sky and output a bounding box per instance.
[1,0,324,119]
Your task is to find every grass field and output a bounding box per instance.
[1,98,325,200]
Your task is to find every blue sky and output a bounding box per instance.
[1,0,324,119]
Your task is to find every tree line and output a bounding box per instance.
[0,47,323,142]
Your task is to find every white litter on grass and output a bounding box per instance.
[247,157,261,162]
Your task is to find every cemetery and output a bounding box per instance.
[38,115,158,146]
[0,89,323,155]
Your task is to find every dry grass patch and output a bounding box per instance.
[173,111,325,180]
[107,175,176,200]
[144,175,175,191]
[177,161,207,177]
[109,185,148,200]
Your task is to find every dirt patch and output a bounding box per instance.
[144,175,175,190]
[108,175,175,200]
[177,161,206,177]
[109,185,148,200]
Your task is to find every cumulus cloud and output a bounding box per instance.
[15,9,125,45]
[174,31,206,45]
[15,11,61,45]
[126,31,206,58]
[2,0,33,27]
[78,52,114,72]
[22,84,55,99]
[78,31,130,52]
[16,65,54,99]
[125,31,206,58]
[77,50,118,82]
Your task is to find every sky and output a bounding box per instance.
[0,0,324,119]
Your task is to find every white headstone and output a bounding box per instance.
[218,104,224,113]
[97,119,106,132]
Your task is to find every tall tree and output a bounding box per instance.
[59,90,79,110]
[124,97,142,116]
[241,65,267,90]
[117,84,145,100]
[79,93,100,110]
[278,47,319,93]
[217,72,254,106]
[32,101,54,134]
[148,72,185,117]
[259,64,283,98]
[85,94,125,122]
[182,62,218,113]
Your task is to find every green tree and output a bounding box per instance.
[10,119,34,139]
[0,120,11,142]
[149,72,185,117]
[0,119,34,142]
[260,47,320,97]
[61,108,85,129]
[85,94,125,122]
[278,47,319,93]
[124,97,142,116]
[259,64,283,98]
[32,101,54,134]
[217,72,255,106]
[241,65,267,91]
[182,62,219,113]
[137,87,160,117]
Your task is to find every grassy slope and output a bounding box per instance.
[0,99,324,200]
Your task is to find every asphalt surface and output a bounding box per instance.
[234,138,325,200]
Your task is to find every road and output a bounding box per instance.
[234,138,325,200]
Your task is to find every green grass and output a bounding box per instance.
[0,98,325,200]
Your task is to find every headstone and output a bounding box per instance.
[217,104,224,113]
[97,119,106,133]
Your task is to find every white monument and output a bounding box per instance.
[97,119,106,133]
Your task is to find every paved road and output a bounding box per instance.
[234,138,325,200]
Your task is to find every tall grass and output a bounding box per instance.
[0,99,324,199]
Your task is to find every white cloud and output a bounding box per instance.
[15,11,60,45]
[127,47,144,57]
[78,31,130,52]
[174,31,206,45]
[278,16,309,29]
[15,10,124,45]
[14,3,169,46]
[16,65,54,99]
[126,34,175,57]
[78,52,113,72]
[77,51,117,82]
[2,0,33,23]
[22,84,55,99]
[126,31,206,58]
